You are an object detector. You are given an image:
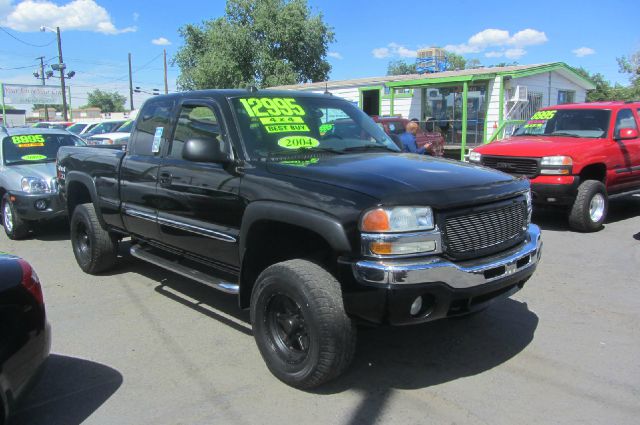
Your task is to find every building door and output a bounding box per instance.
[361,89,380,116]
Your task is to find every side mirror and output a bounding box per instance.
[617,128,638,140]
[182,137,231,163]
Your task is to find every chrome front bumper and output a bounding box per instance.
[353,224,542,289]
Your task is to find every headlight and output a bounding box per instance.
[540,156,572,175]
[21,177,49,194]
[361,206,439,257]
[361,206,434,233]
[468,151,482,162]
[524,189,532,222]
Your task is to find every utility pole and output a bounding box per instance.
[37,56,49,121]
[128,53,134,110]
[163,49,168,95]
[56,26,69,121]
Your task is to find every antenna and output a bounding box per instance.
[324,82,332,95]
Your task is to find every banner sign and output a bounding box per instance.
[2,83,63,105]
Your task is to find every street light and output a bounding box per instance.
[40,25,74,121]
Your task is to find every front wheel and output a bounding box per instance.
[2,194,30,240]
[70,203,118,274]
[250,259,356,389]
[568,180,608,232]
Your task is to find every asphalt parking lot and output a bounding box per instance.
[2,196,639,425]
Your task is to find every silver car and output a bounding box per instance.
[0,127,85,239]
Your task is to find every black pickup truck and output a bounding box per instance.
[57,89,542,388]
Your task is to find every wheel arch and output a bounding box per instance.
[65,172,107,228]
[578,163,607,184]
[238,201,352,309]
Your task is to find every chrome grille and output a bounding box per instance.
[481,156,539,177]
[443,201,527,257]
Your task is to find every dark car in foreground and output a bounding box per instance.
[0,253,50,424]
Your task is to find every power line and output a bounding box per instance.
[0,25,56,47]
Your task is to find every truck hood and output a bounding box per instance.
[266,153,527,209]
[2,161,56,190]
[475,136,599,157]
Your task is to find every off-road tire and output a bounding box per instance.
[568,180,608,232]
[70,203,117,274]
[250,259,356,389]
[2,193,30,240]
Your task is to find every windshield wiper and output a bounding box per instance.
[341,144,398,153]
[549,132,581,138]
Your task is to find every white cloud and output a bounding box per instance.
[132,12,139,22]
[505,48,526,59]
[372,47,390,59]
[484,51,504,58]
[572,46,595,57]
[327,51,343,60]
[152,37,171,46]
[372,43,417,59]
[445,28,547,58]
[468,29,510,48]
[508,29,547,47]
[1,0,136,35]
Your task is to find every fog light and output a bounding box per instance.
[410,296,423,316]
[34,199,47,210]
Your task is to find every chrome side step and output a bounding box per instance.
[130,244,239,294]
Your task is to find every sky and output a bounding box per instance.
[0,0,638,112]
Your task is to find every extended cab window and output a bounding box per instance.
[169,105,227,159]
[614,109,638,137]
[131,99,174,156]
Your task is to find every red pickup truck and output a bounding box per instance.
[469,101,640,231]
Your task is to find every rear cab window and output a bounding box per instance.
[130,99,175,156]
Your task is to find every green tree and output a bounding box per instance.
[173,0,335,90]
[574,66,636,101]
[32,104,62,112]
[386,60,416,76]
[445,52,466,71]
[82,89,127,113]
[617,51,640,98]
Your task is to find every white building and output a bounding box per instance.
[273,63,595,159]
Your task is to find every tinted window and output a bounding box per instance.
[514,109,610,138]
[132,99,174,156]
[230,95,397,160]
[614,109,638,136]
[2,134,84,165]
[168,105,224,159]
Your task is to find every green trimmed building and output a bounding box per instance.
[273,62,595,158]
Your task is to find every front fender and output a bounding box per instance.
[239,201,353,261]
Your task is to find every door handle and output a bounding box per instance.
[159,172,172,186]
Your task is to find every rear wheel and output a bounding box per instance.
[251,259,356,389]
[2,194,30,240]
[70,203,118,274]
[568,180,608,232]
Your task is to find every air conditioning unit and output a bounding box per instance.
[510,86,528,102]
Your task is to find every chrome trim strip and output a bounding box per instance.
[157,216,237,243]
[124,208,156,222]
[352,224,542,289]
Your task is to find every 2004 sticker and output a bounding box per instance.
[21,154,47,161]
[277,136,319,149]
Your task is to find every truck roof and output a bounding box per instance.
[147,88,337,102]
[541,101,640,110]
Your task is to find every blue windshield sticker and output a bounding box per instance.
[152,127,163,153]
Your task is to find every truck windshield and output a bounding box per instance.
[513,109,611,138]
[2,134,84,165]
[230,95,399,159]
